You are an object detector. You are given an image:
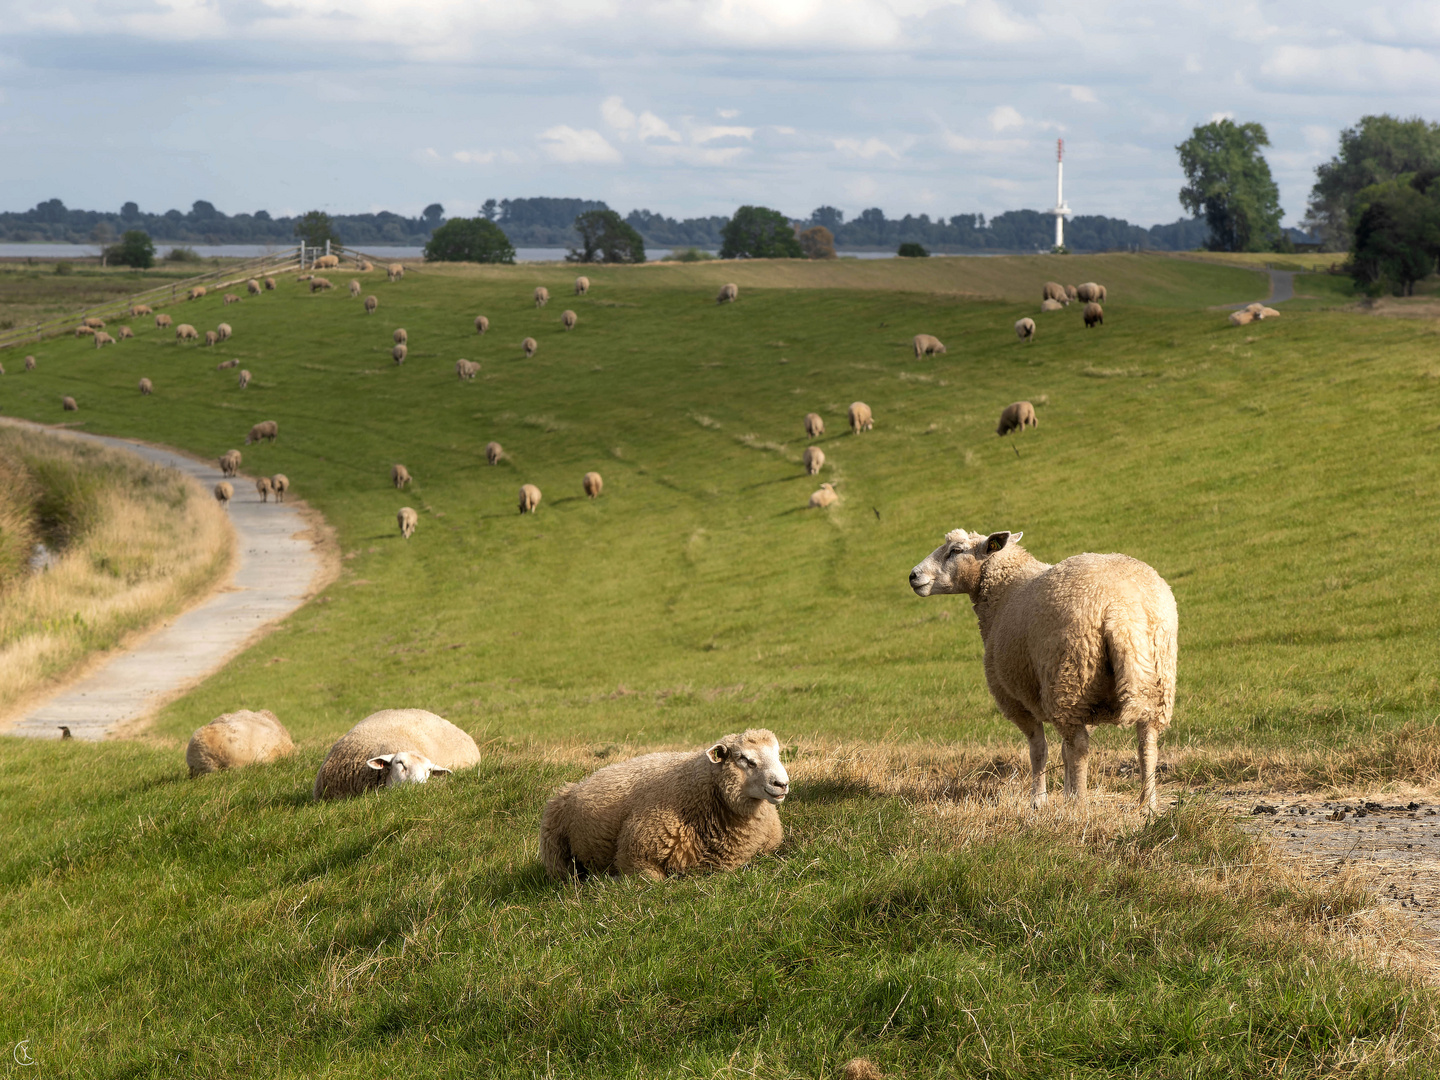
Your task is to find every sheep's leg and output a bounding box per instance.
[1057,723,1090,803]
[1137,721,1159,811]
[995,693,1048,807]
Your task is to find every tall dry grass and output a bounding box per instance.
[0,428,233,717]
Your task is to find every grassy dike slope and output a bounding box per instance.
[1,255,1438,1077]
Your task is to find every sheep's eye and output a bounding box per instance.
[740,756,755,768]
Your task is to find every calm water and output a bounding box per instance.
[0,243,918,262]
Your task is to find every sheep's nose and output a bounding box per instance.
[771,778,788,791]
[909,570,921,585]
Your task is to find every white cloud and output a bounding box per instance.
[602,96,681,142]
[688,123,756,144]
[988,105,1024,132]
[537,125,621,164]
[717,108,740,119]
[452,149,496,164]
[600,95,636,132]
[1063,85,1098,104]
[1208,111,1236,122]
[833,137,901,160]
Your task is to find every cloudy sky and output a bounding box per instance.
[2,0,1437,227]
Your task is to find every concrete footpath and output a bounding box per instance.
[0,421,330,740]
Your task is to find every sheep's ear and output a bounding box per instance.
[430,766,452,777]
[366,755,394,771]
[984,531,1013,554]
[706,743,728,764]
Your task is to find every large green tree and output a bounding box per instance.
[1177,119,1285,252]
[104,230,155,269]
[1349,173,1440,295]
[1304,115,1440,251]
[423,217,516,263]
[568,210,645,264]
[293,210,341,249]
[720,206,802,259]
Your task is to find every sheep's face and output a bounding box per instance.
[707,730,789,807]
[366,751,452,788]
[910,528,1021,597]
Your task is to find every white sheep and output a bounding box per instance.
[94,331,115,349]
[62,395,78,411]
[1083,302,1103,328]
[523,337,538,358]
[24,356,36,371]
[272,474,289,502]
[217,358,239,370]
[802,446,825,475]
[392,464,411,489]
[1014,318,1036,343]
[485,442,503,465]
[246,420,278,445]
[256,476,273,502]
[214,481,233,507]
[913,334,946,358]
[539,728,788,880]
[220,449,241,477]
[139,377,153,395]
[117,326,134,340]
[349,280,362,298]
[717,282,738,304]
[364,295,378,314]
[804,412,825,438]
[534,286,550,308]
[583,471,603,499]
[1040,299,1065,313]
[188,286,207,300]
[909,529,1177,809]
[1229,310,1256,327]
[176,324,198,341]
[456,359,480,380]
[83,318,104,329]
[156,313,173,329]
[312,709,480,800]
[238,370,251,390]
[392,344,407,365]
[1076,282,1107,303]
[217,323,232,341]
[186,709,294,778]
[247,279,261,296]
[387,263,405,282]
[848,401,873,433]
[132,304,153,316]
[265,277,276,291]
[204,330,219,347]
[475,315,490,335]
[393,328,407,345]
[397,506,417,539]
[315,254,340,269]
[519,483,542,514]
[561,310,577,330]
[575,276,590,295]
[809,482,837,508]
[1042,282,1069,306]
[223,293,240,305]
[996,401,1037,436]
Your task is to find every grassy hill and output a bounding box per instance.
[1,255,1437,1077]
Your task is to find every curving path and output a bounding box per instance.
[1222,267,1295,309]
[0,421,330,741]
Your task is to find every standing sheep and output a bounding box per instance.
[561,310,577,330]
[204,331,219,347]
[176,324,198,341]
[391,464,411,489]
[315,254,340,270]
[1014,318,1036,343]
[139,378,153,395]
[132,304,153,316]
[583,471,603,499]
[1041,282,1069,305]
[94,331,115,349]
[539,728,788,881]
[271,475,289,502]
[397,507,418,539]
[575,276,590,295]
[913,334,946,358]
[1065,284,1079,303]
[996,401,1038,436]
[717,283,738,304]
[246,420,278,445]
[217,323,232,341]
[456,359,480,380]
[62,396,78,412]
[392,344,407,365]
[220,450,242,477]
[802,446,825,476]
[312,709,480,800]
[364,295,378,315]
[804,413,825,439]
[1076,283,1107,303]
[1040,299,1065,313]
[848,401,873,434]
[246,279,261,296]
[387,264,405,282]
[24,356,36,371]
[523,337,538,358]
[1083,302,1103,329]
[83,317,106,329]
[214,481,233,507]
[475,315,489,335]
[310,278,333,293]
[349,280,362,298]
[256,476,273,502]
[485,442,503,465]
[393,328,407,345]
[809,482,838,508]
[156,313,173,329]
[117,326,134,340]
[188,286,207,300]
[519,483,542,514]
[75,325,95,338]
[238,370,251,390]
[909,529,1177,809]
[186,709,295,778]
[264,277,276,290]
[534,286,550,308]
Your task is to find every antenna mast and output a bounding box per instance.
[1048,138,1071,250]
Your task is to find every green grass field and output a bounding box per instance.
[2,254,1438,1077]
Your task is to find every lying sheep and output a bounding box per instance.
[94,331,115,349]
[246,420,278,445]
[1228,310,1256,327]
[1014,318,1036,343]
[909,529,1177,809]
[117,326,134,340]
[486,442,503,465]
[204,331,219,347]
[311,277,333,293]
[523,337,538,358]
[176,324,198,342]
[313,709,479,800]
[398,506,417,539]
[996,401,1038,436]
[539,728,788,880]
[1042,282,1069,305]
[809,482,838,508]
[583,471,603,499]
[803,446,825,475]
[84,317,105,329]
[132,304,153,316]
[913,334,946,358]
[24,356,36,371]
[358,261,374,273]
[217,358,239,370]
[456,359,480,380]
[387,263,405,282]
[62,396,78,412]
[1260,306,1280,318]
[272,474,289,502]
[186,709,295,777]
[534,286,550,308]
[804,413,825,439]
[717,282,738,304]
[217,323,232,341]
[246,279,261,296]
[214,481,233,507]
[561,309,577,330]
[315,254,340,270]
[256,476,273,502]
[220,450,241,477]
[364,295,379,315]
[475,315,489,335]
[223,293,240,305]
[575,276,590,295]
[139,377,153,395]
[392,464,411,489]
[156,313,173,329]
[519,483,542,514]
[189,286,207,300]
[392,344,407,365]
[264,277,276,290]
[393,328,407,345]
[1083,302,1103,328]
[848,401,873,434]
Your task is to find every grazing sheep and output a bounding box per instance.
[94,331,115,349]
[220,450,242,477]
[84,317,106,329]
[455,359,480,380]
[575,276,590,295]
[475,315,489,335]
[188,286,207,300]
[1040,299,1065,313]
[1229,310,1256,327]
[312,709,479,800]
[315,254,340,270]
[75,325,94,337]
[804,413,825,439]
[217,323,232,341]
[392,344,407,365]
[24,356,36,371]
[519,483,542,514]
[214,481,233,507]
[246,279,261,296]
[139,378,153,395]
[245,420,278,445]
[1065,284,1079,303]
[176,324,199,342]
[561,309,577,330]
[186,709,295,777]
[358,261,374,272]
[397,506,418,539]
[1075,283,1098,303]
[117,326,134,340]
[996,401,1038,436]
[393,328,407,345]
[1042,281,1069,305]
[256,476,273,502]
[1014,318,1036,343]
[717,282,738,304]
[913,334,946,358]
[803,446,825,475]
[391,464,411,489]
[132,304,153,316]
[848,401,873,434]
[62,396,77,412]
[156,313,173,329]
[223,293,240,305]
[539,728,788,881]
[204,331,219,347]
[809,482,838,508]
[311,277,333,293]
[485,442,503,465]
[534,286,550,308]
[349,280,362,298]
[909,529,1178,809]
[1083,302,1103,329]
[264,277,276,290]
[238,370,251,390]
[386,263,405,282]
[364,295,378,314]
[583,471,603,499]
[217,358,239,370]
[523,337,538,358]
[271,474,289,502]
